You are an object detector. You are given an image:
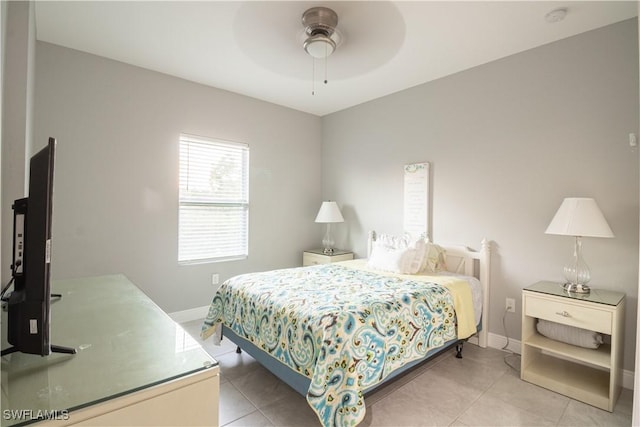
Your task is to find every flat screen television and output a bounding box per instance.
[2,137,75,356]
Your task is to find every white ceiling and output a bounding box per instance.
[34,1,637,117]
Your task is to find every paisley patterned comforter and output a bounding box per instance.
[202,263,460,426]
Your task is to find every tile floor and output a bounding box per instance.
[181,319,633,427]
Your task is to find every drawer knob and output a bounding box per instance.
[555,311,571,318]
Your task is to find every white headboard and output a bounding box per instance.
[367,230,491,348]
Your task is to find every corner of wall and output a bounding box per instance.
[1,0,37,284]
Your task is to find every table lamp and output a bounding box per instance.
[315,201,344,254]
[545,198,614,293]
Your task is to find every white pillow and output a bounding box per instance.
[367,244,413,273]
[367,234,426,274]
[376,233,410,249]
[537,319,604,349]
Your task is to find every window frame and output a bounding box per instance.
[178,133,249,265]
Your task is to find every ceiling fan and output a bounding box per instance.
[302,6,341,59]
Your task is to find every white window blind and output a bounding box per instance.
[179,134,249,263]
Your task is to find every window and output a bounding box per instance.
[178,134,249,264]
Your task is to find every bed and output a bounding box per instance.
[201,231,491,426]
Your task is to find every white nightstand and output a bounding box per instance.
[303,249,353,266]
[521,281,625,411]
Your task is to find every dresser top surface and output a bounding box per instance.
[524,281,625,306]
[1,274,217,426]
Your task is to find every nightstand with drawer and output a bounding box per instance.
[303,249,353,266]
[521,281,625,411]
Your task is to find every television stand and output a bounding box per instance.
[0,292,76,356]
[1,347,18,356]
[51,344,76,354]
[1,344,76,356]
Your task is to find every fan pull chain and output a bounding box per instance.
[311,57,316,96]
[324,52,328,85]
[311,48,329,95]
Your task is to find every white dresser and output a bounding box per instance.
[1,275,219,426]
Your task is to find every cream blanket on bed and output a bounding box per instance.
[336,259,478,340]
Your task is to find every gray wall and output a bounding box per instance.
[321,20,639,371]
[33,42,322,313]
[1,1,37,284]
[11,12,639,374]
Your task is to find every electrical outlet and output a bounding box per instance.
[505,298,515,313]
[211,273,219,286]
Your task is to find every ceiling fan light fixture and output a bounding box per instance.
[302,6,339,59]
[303,34,336,59]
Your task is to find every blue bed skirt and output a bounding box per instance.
[221,324,470,397]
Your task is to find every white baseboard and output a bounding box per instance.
[487,332,635,390]
[168,305,209,323]
[488,332,521,354]
[623,370,634,391]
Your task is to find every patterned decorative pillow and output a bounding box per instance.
[422,241,447,273]
[367,233,427,274]
[407,238,427,274]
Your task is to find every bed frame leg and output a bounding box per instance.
[455,341,464,359]
[236,346,242,354]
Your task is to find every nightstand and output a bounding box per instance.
[303,249,353,266]
[521,281,625,411]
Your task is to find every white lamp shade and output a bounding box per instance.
[315,201,344,223]
[545,198,614,238]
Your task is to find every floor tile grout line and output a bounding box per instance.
[226,368,305,425]
[255,407,276,427]
[481,367,571,426]
[554,397,572,426]
[450,366,509,426]
[219,381,260,427]
[212,340,292,426]
[474,364,506,421]
[221,409,273,427]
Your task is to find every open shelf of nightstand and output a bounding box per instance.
[524,333,611,369]
[520,281,625,412]
[522,352,610,410]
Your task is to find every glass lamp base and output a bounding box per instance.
[321,223,335,256]
[562,236,591,294]
[563,283,591,294]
